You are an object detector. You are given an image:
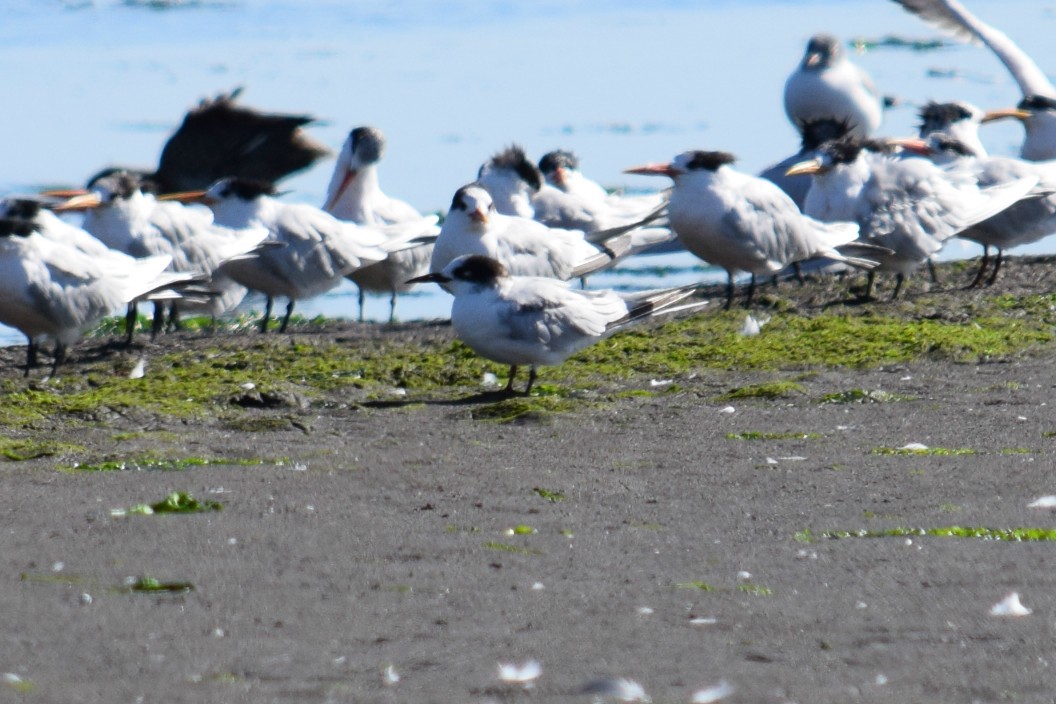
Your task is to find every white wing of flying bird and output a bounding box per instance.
[895,0,1056,160]
[408,254,707,394]
[894,0,1056,98]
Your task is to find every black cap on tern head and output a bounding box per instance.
[1019,95,1056,112]
[799,118,852,150]
[480,145,543,191]
[802,33,841,68]
[538,150,579,175]
[449,254,507,285]
[918,101,974,136]
[684,151,737,171]
[1,198,44,221]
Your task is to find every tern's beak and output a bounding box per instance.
[40,188,89,199]
[469,207,488,225]
[623,163,678,178]
[51,192,102,212]
[157,190,214,205]
[885,137,932,156]
[785,157,824,176]
[981,107,1032,123]
[552,166,568,188]
[405,272,450,285]
[322,169,357,212]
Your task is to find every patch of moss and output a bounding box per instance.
[122,575,195,593]
[533,487,566,502]
[726,431,822,440]
[737,583,773,596]
[871,447,976,456]
[675,580,716,591]
[817,526,1056,541]
[470,396,576,423]
[719,380,805,400]
[0,438,83,461]
[125,491,223,515]
[482,541,542,555]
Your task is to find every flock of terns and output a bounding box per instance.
[3,0,1056,392]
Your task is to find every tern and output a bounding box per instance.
[0,212,177,374]
[476,145,543,218]
[532,149,671,240]
[915,101,1056,286]
[788,137,1039,298]
[407,254,707,394]
[322,126,438,322]
[53,171,272,338]
[430,184,668,283]
[894,0,1056,160]
[759,118,853,210]
[165,178,424,332]
[625,150,875,308]
[783,33,884,141]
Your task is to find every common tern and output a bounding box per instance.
[916,101,1056,286]
[0,212,177,374]
[322,126,438,322]
[894,0,1056,160]
[430,184,667,283]
[53,171,271,338]
[408,254,707,394]
[788,137,1039,298]
[625,150,874,308]
[476,145,543,218]
[783,33,884,140]
[532,149,670,236]
[168,178,397,332]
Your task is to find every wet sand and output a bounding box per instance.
[3,259,1056,703]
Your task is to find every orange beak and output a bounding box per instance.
[624,163,678,178]
[323,169,357,212]
[156,190,213,205]
[51,192,102,212]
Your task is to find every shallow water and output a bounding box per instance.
[1,0,1053,344]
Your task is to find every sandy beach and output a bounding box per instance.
[3,258,1056,703]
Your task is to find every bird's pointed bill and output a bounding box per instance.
[981,107,1032,123]
[785,158,824,176]
[624,163,678,177]
[51,192,102,212]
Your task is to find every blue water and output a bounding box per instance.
[0,0,1052,343]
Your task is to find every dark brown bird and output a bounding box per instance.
[86,87,330,193]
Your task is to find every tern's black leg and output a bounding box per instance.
[50,342,67,377]
[260,296,274,333]
[279,300,295,333]
[151,302,166,340]
[723,273,735,311]
[388,292,398,323]
[926,257,939,284]
[524,367,538,395]
[125,302,138,345]
[357,287,366,323]
[985,249,1004,286]
[967,246,991,289]
[744,273,757,308]
[890,273,906,301]
[24,335,37,377]
[770,273,780,289]
[794,261,805,285]
[505,365,519,394]
[863,271,876,300]
[166,303,181,332]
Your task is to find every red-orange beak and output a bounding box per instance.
[323,169,357,212]
[624,163,678,178]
